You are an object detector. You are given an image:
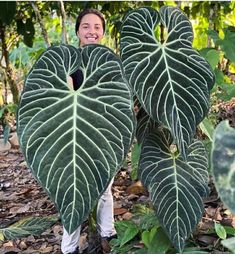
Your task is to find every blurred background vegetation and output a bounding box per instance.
[0,0,235,139]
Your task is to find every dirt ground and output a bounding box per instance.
[0,146,235,254]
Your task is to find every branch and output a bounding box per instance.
[59,0,68,44]
[31,1,51,48]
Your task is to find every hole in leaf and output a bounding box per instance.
[71,68,84,91]
[154,25,161,42]
[154,24,168,44]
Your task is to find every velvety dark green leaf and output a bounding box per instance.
[0,2,16,25]
[139,128,209,251]
[120,6,214,159]
[17,44,135,233]
[211,120,235,214]
[0,216,58,240]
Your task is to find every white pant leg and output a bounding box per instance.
[96,179,116,237]
[61,226,81,254]
[61,179,116,253]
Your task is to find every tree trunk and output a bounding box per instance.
[0,21,19,104]
[31,2,51,48]
[59,0,68,44]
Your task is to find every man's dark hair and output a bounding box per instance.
[75,9,105,34]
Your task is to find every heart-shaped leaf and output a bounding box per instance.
[139,128,209,251]
[17,44,135,233]
[211,120,235,214]
[120,6,214,159]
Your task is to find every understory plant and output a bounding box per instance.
[120,6,214,252]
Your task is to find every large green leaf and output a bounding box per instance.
[0,216,58,240]
[17,44,135,233]
[211,120,235,214]
[139,128,209,251]
[120,6,214,159]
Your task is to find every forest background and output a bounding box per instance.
[0,1,235,254]
[1,1,235,119]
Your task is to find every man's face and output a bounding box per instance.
[77,13,104,46]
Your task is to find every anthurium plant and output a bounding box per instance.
[17,5,216,252]
[120,6,214,251]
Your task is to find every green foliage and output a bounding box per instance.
[199,117,215,142]
[214,222,227,240]
[208,28,235,63]
[5,1,235,251]
[130,143,141,181]
[111,205,209,254]
[111,207,173,254]
[0,103,17,143]
[215,83,235,102]
[115,221,139,247]
[10,40,46,73]
[143,227,171,254]
[199,48,220,71]
[0,216,58,240]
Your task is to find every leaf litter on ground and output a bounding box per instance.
[0,146,235,253]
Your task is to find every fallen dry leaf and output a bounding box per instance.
[126,180,148,196]
[114,208,128,216]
